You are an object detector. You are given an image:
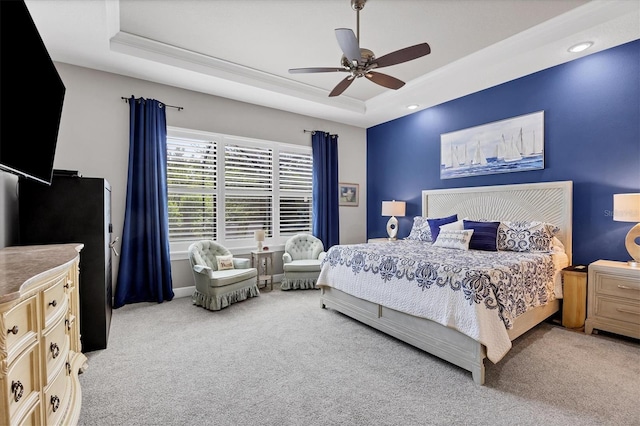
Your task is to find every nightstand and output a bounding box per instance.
[585,260,640,339]
[561,265,588,329]
[251,250,274,291]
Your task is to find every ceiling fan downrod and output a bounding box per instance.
[351,0,366,42]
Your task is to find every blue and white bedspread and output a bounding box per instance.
[317,240,567,363]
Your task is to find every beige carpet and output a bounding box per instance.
[78,286,640,425]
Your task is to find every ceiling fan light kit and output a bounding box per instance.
[289,0,431,97]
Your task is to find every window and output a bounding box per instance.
[166,128,312,253]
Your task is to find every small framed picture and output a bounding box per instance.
[339,183,359,207]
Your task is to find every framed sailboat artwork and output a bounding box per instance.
[440,111,544,179]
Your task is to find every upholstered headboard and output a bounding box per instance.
[422,181,573,263]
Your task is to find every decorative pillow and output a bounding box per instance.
[497,221,560,252]
[427,214,458,242]
[432,229,474,250]
[463,220,500,251]
[216,254,234,270]
[405,216,433,242]
[439,218,465,231]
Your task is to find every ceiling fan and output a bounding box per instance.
[288,0,431,97]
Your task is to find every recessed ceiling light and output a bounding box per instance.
[568,42,593,53]
[407,104,419,110]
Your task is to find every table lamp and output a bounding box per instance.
[381,200,406,240]
[613,193,640,267]
[254,229,265,251]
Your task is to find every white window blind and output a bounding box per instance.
[224,143,273,240]
[279,150,313,235]
[167,136,217,242]
[166,128,312,253]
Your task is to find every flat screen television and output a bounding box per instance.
[0,0,65,185]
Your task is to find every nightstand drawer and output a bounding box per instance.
[42,276,69,329]
[7,344,40,421]
[594,296,640,323]
[595,275,640,301]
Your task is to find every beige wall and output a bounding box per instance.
[1,63,367,293]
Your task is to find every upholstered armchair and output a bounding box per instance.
[281,233,326,291]
[188,241,259,310]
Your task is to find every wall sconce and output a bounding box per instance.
[381,200,406,240]
[254,229,265,251]
[613,193,640,267]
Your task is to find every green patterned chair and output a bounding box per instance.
[188,241,259,310]
[281,233,326,291]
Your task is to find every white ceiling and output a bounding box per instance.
[25,0,640,128]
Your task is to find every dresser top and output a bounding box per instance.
[0,243,83,304]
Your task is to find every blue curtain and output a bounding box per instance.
[114,97,174,308]
[312,131,340,249]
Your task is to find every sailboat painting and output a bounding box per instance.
[440,111,544,179]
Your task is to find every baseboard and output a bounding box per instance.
[173,274,284,299]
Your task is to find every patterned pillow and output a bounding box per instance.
[427,214,458,242]
[497,221,560,252]
[216,254,235,270]
[463,220,500,251]
[405,216,433,242]
[432,229,474,250]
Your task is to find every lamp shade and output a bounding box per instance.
[254,230,265,241]
[381,200,406,217]
[613,194,640,222]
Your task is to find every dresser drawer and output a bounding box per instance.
[2,295,38,365]
[42,276,68,329]
[44,359,72,426]
[595,274,640,301]
[42,315,70,386]
[594,296,640,324]
[6,344,40,421]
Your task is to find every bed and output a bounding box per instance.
[317,181,573,385]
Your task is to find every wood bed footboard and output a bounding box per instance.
[320,286,487,384]
[319,286,560,385]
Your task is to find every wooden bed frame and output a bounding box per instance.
[320,181,573,385]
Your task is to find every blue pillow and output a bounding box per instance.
[427,214,458,242]
[463,220,500,251]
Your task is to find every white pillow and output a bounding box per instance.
[216,254,234,270]
[439,218,467,232]
[432,229,474,250]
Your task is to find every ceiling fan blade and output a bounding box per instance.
[335,28,361,64]
[289,67,347,74]
[374,43,431,68]
[329,76,355,97]
[365,71,405,90]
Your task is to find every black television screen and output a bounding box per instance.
[0,0,65,185]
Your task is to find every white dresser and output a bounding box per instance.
[0,244,87,426]
[585,260,640,339]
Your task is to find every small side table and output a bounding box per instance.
[561,265,588,329]
[251,250,274,291]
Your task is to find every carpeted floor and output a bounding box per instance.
[78,286,640,426]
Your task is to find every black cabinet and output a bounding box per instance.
[19,175,112,352]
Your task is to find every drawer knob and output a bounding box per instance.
[51,395,60,412]
[64,280,71,289]
[7,325,19,335]
[50,342,60,359]
[66,362,72,375]
[48,299,57,307]
[11,381,24,402]
[65,319,71,330]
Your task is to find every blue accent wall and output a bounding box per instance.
[367,40,640,266]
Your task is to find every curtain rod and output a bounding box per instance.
[304,129,338,137]
[121,96,184,111]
